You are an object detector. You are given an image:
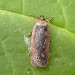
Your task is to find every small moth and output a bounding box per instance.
[30,16,50,67]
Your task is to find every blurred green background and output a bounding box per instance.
[0,0,75,75]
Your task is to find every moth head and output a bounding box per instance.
[39,15,45,21]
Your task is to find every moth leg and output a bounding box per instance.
[46,16,54,23]
[49,16,54,21]
[29,14,37,23]
[28,50,31,56]
[26,32,32,37]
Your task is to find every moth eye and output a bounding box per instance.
[43,18,45,20]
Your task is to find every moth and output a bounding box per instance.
[30,16,51,67]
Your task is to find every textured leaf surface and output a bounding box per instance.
[0,0,75,75]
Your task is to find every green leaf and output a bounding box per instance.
[0,0,75,75]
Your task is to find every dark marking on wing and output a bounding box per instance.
[34,25,48,65]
